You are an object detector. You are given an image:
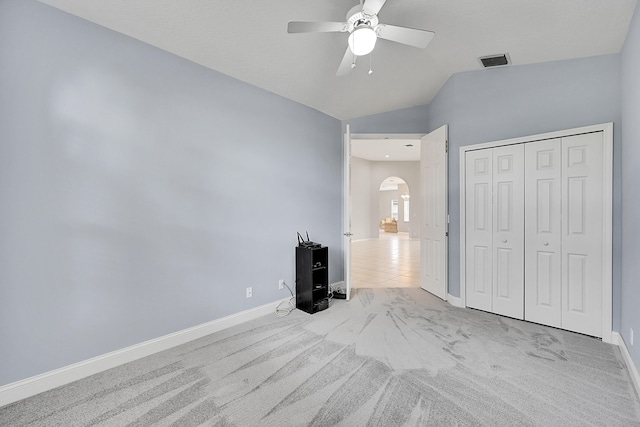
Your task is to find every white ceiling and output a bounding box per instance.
[38,0,636,120]
[352,135,421,161]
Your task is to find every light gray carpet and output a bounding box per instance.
[2,288,639,426]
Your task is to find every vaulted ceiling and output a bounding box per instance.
[38,0,637,120]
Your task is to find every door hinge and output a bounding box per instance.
[445,232,449,237]
[445,140,449,153]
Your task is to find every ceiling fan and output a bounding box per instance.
[287,0,435,76]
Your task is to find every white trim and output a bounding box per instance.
[601,123,614,343]
[611,331,619,345]
[459,123,613,340]
[459,145,468,308]
[350,133,425,140]
[344,125,352,301]
[0,298,289,408]
[613,332,640,399]
[459,122,611,152]
[447,293,464,308]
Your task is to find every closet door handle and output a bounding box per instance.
[543,242,549,246]
[502,239,507,243]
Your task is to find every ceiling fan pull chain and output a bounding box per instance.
[369,52,373,75]
[351,35,357,69]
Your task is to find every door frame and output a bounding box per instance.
[459,123,613,343]
[343,126,352,300]
[344,131,447,299]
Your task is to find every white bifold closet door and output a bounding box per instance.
[559,133,604,337]
[465,149,493,313]
[524,139,562,328]
[465,144,524,319]
[492,145,525,319]
[464,127,609,338]
[523,134,604,336]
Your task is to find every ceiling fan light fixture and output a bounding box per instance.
[348,25,377,56]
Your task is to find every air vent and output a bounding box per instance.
[479,53,510,68]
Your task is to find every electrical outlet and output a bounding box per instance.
[279,279,285,290]
[246,287,252,298]
[631,328,634,346]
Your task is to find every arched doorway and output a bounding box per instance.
[350,175,420,289]
[378,176,411,236]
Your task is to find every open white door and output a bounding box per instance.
[420,125,448,300]
[343,125,352,300]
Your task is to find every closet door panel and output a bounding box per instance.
[465,150,493,312]
[492,144,524,319]
[524,139,562,327]
[561,132,604,337]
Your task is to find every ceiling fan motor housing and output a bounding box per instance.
[346,5,379,33]
[346,5,379,56]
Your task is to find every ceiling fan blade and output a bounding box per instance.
[362,0,387,16]
[337,47,355,76]
[376,24,435,49]
[287,21,348,33]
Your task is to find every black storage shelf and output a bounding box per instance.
[296,245,328,314]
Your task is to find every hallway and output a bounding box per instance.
[350,232,420,288]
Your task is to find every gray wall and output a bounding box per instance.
[0,0,342,386]
[346,54,622,326]
[349,104,430,134]
[621,4,640,366]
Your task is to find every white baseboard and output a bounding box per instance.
[0,298,289,408]
[447,293,464,308]
[613,332,640,398]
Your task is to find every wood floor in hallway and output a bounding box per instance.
[351,231,420,289]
